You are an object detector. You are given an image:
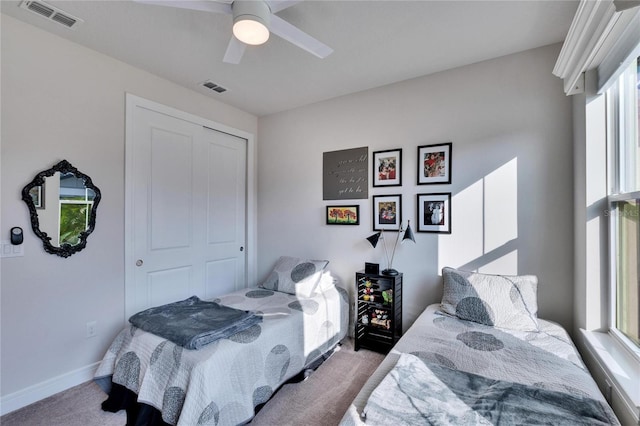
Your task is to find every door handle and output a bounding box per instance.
[136,259,144,267]
[240,247,244,252]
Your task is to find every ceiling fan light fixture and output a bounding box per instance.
[232,1,271,46]
[233,18,269,45]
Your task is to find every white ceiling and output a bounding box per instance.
[1,0,579,117]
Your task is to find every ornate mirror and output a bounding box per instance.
[22,160,101,258]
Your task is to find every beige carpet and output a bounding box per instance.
[251,338,384,425]
[1,338,383,426]
[0,380,125,426]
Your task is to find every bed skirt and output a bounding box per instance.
[102,383,171,426]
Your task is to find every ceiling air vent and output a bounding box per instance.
[19,0,83,29]
[201,81,227,94]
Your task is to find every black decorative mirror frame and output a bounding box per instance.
[21,160,102,258]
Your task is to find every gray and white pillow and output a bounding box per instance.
[260,256,329,297]
[440,267,539,331]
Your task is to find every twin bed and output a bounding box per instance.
[94,261,619,425]
[94,257,348,426]
[340,267,619,425]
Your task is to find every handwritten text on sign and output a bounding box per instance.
[323,147,368,200]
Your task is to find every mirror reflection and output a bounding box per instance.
[22,160,101,258]
[35,172,97,247]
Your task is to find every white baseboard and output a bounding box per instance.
[0,362,100,416]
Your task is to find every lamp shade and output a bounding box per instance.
[232,1,270,45]
[366,232,382,248]
[402,221,416,244]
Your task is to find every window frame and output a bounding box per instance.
[606,57,640,361]
[56,188,96,247]
[607,193,640,360]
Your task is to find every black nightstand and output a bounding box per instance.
[354,271,402,353]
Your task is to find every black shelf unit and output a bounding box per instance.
[354,271,402,353]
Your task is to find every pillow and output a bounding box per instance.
[260,256,329,297]
[440,267,539,331]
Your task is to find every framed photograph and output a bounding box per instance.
[417,142,452,185]
[326,205,360,225]
[373,148,402,187]
[372,194,402,231]
[29,184,45,209]
[417,193,451,233]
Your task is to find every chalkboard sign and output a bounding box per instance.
[323,147,368,200]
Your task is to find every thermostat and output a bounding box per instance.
[10,227,23,245]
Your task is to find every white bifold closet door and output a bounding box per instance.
[125,96,247,318]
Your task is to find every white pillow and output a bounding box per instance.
[440,267,539,331]
[260,256,329,297]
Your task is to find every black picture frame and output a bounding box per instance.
[417,193,451,233]
[372,148,402,187]
[372,194,402,231]
[326,205,360,225]
[417,142,452,185]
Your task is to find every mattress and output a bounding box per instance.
[340,304,618,425]
[94,284,349,426]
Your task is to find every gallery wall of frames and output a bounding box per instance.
[323,143,452,234]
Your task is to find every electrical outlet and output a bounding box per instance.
[604,379,613,402]
[86,321,97,338]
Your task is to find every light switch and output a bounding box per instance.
[1,241,24,258]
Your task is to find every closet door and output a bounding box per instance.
[125,97,247,318]
[201,127,247,298]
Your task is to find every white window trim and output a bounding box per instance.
[598,55,640,424]
[606,58,640,359]
[553,0,640,95]
[609,191,640,202]
[610,327,640,361]
[581,329,640,422]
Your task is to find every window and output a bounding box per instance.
[58,173,96,246]
[607,57,640,352]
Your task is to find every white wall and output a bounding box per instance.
[0,14,257,410]
[1,13,575,413]
[257,44,574,333]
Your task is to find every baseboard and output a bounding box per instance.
[0,362,100,416]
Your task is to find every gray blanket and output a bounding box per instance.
[129,295,262,350]
[363,352,618,426]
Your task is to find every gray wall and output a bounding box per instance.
[257,44,574,333]
[0,14,257,406]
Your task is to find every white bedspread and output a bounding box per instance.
[340,304,618,425]
[95,284,348,426]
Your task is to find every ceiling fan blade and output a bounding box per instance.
[223,36,247,64]
[132,0,231,14]
[266,0,302,13]
[269,14,333,59]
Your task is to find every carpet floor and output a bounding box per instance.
[0,338,383,426]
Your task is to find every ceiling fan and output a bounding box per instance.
[133,0,333,64]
